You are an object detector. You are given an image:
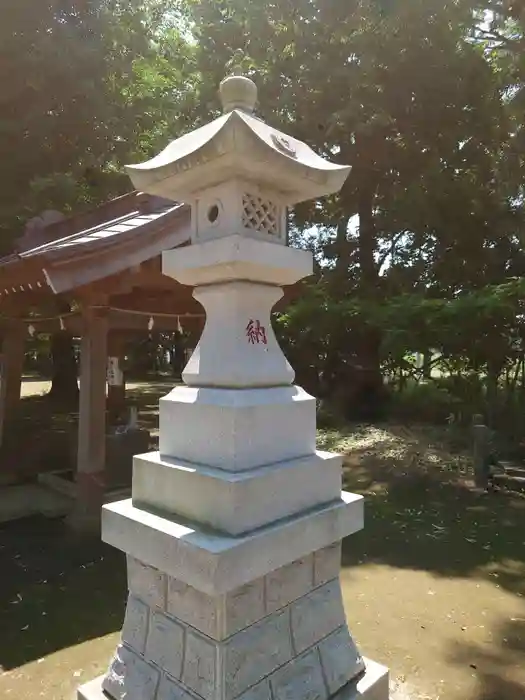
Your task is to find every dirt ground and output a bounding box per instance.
[19,379,163,438]
[333,425,525,700]
[0,383,524,700]
[20,379,159,400]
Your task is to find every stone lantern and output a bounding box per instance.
[78,71,389,700]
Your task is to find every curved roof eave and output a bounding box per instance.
[0,200,191,298]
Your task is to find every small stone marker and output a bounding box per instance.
[78,67,389,700]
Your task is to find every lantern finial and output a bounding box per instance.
[219,50,257,114]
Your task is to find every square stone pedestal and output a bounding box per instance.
[76,493,388,700]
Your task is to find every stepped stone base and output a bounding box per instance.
[77,551,388,700]
[91,485,387,700]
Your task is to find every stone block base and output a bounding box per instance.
[80,487,388,700]
[347,660,389,700]
[79,547,386,700]
[77,659,388,700]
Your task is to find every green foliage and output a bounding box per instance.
[3,0,525,429]
[0,0,198,252]
[388,380,461,424]
[186,0,525,423]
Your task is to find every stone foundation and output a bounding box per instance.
[79,659,388,700]
[79,550,371,700]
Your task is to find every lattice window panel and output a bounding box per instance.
[242,194,278,235]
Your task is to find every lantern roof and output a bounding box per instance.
[126,71,350,205]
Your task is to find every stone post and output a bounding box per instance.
[78,72,389,700]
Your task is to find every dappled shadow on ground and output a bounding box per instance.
[448,617,525,699]
[0,395,77,479]
[335,423,525,699]
[0,517,126,670]
[338,424,525,596]
[0,380,174,669]
[126,381,174,438]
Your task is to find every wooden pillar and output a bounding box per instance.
[0,322,25,448]
[69,307,108,531]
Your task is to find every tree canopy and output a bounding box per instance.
[0,0,197,250]
[2,0,525,424]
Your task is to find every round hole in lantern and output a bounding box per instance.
[207,204,220,224]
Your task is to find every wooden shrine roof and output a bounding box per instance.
[0,191,303,330]
[0,192,191,301]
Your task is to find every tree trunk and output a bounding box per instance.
[357,185,378,295]
[321,216,353,398]
[422,351,432,380]
[47,330,79,407]
[171,332,187,378]
[353,182,387,421]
